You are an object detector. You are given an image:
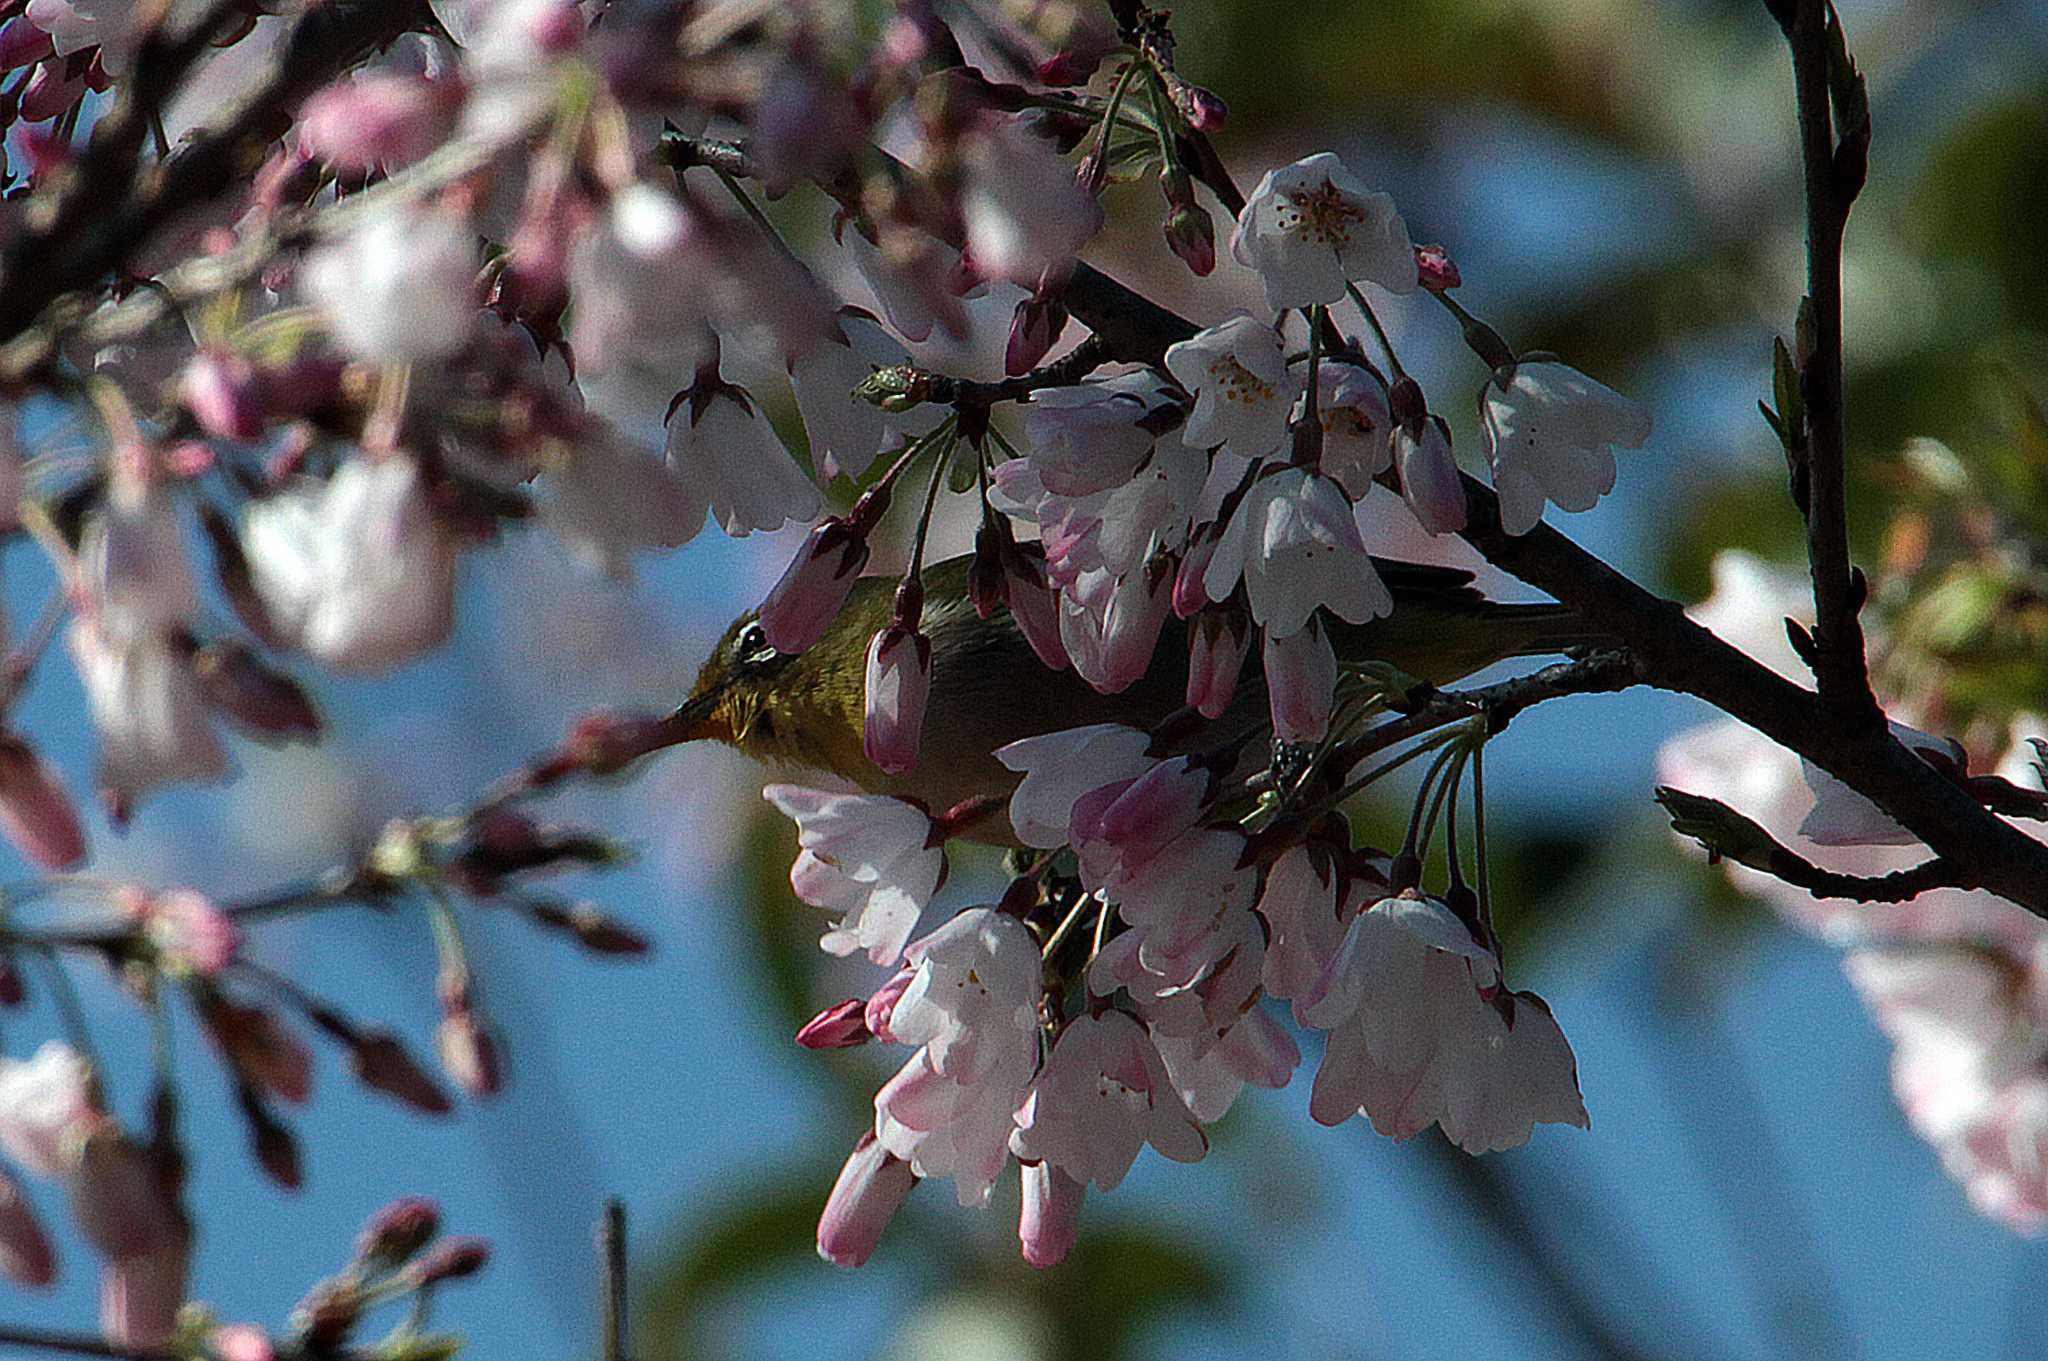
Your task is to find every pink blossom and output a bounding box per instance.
[1186,610,1250,719]
[756,519,871,655]
[539,425,702,579]
[0,1166,54,1287]
[1263,620,1337,743]
[665,381,822,539]
[1151,1007,1300,1124]
[864,624,931,775]
[817,1133,916,1267]
[1019,371,1176,498]
[568,186,715,423]
[127,887,239,978]
[887,909,1042,1089]
[864,969,915,1044]
[207,1324,276,1361]
[1257,844,1351,1003]
[1010,1011,1207,1190]
[1059,562,1173,695]
[67,622,225,818]
[78,479,198,646]
[787,312,934,484]
[1301,359,1393,496]
[0,734,86,871]
[995,723,1155,850]
[298,73,461,172]
[875,1047,1029,1207]
[1070,757,1211,893]
[796,999,872,1050]
[180,351,269,442]
[1018,1161,1084,1268]
[839,222,968,343]
[1797,721,1957,847]
[763,786,942,966]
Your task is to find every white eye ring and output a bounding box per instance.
[737,622,777,664]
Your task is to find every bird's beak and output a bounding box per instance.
[666,685,734,745]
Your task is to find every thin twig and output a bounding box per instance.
[600,1198,629,1361]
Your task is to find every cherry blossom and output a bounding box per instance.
[1797,721,1959,847]
[762,786,943,966]
[539,427,702,579]
[302,201,479,364]
[1263,619,1338,743]
[863,623,932,775]
[817,1133,917,1267]
[1009,1010,1207,1191]
[756,518,870,655]
[1391,415,1468,534]
[67,622,226,816]
[664,382,823,539]
[1203,465,1392,638]
[1163,313,1295,458]
[959,118,1101,285]
[1231,152,1419,309]
[995,724,1156,850]
[0,1041,93,1178]
[1018,371,1178,498]
[241,456,460,674]
[1481,359,1652,536]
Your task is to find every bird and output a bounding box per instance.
[671,552,1603,837]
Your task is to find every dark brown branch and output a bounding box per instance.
[1656,786,1966,903]
[600,1199,630,1361]
[1780,0,1878,722]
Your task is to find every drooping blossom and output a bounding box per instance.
[1018,1160,1084,1268]
[240,455,460,674]
[1263,618,1337,743]
[1185,609,1250,719]
[1163,312,1294,459]
[1299,358,1393,496]
[1391,415,1467,534]
[1230,152,1418,309]
[1056,561,1174,695]
[297,72,462,173]
[664,380,822,539]
[959,118,1101,285]
[762,786,943,966]
[566,184,714,424]
[122,887,238,978]
[538,425,701,579]
[1018,371,1177,498]
[302,200,478,364]
[755,518,869,655]
[1204,466,1391,638]
[1256,842,1351,1002]
[1481,359,1651,536]
[0,734,87,870]
[995,723,1155,849]
[875,909,1042,1206]
[1797,721,1959,847]
[788,311,934,484]
[1009,1010,1207,1191]
[77,477,198,647]
[0,1041,93,1178]
[67,622,226,816]
[1300,890,1588,1152]
[840,221,969,343]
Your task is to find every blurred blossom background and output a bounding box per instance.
[6,0,2048,1357]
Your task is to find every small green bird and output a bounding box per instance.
[673,552,1601,835]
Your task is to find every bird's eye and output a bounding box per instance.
[736,622,778,665]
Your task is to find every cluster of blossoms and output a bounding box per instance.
[1659,551,2048,1231]
[768,714,1587,1267]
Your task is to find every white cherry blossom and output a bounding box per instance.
[302,200,478,364]
[995,723,1155,849]
[1231,152,1418,309]
[1163,312,1294,459]
[664,385,822,539]
[959,118,1101,285]
[1481,359,1651,535]
[1009,1010,1206,1191]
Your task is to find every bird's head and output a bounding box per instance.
[672,583,890,785]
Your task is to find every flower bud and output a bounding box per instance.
[347,1029,455,1115]
[817,1133,916,1267]
[71,1126,169,1260]
[292,1276,362,1348]
[181,352,269,442]
[0,733,86,871]
[1414,243,1462,292]
[1003,547,1070,672]
[99,1217,189,1351]
[1186,609,1250,719]
[198,995,312,1103]
[863,624,932,775]
[1172,81,1228,132]
[403,1236,489,1287]
[757,519,870,655]
[0,21,55,72]
[190,642,322,741]
[1264,622,1336,744]
[19,63,87,123]
[1018,1161,1084,1268]
[207,1323,275,1361]
[1163,203,1216,277]
[795,999,872,1050]
[1173,531,1219,619]
[1392,416,1467,535]
[1036,48,1103,87]
[235,1086,302,1189]
[969,522,1007,620]
[863,969,915,1044]
[356,1196,441,1270]
[1005,291,1068,376]
[437,1008,502,1099]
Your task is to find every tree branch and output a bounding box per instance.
[1655,786,1967,903]
[1781,0,1878,722]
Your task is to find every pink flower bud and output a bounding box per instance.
[1393,416,1467,535]
[1173,82,1229,132]
[556,708,687,779]
[1018,1161,1084,1268]
[863,624,931,775]
[297,73,462,173]
[795,999,871,1050]
[437,1008,502,1098]
[1036,49,1103,86]
[199,996,312,1103]
[0,20,55,72]
[1004,550,1071,672]
[0,1166,55,1287]
[1097,564,1174,693]
[1264,622,1336,743]
[347,1029,454,1115]
[18,62,85,124]
[403,1235,490,1287]
[1005,292,1068,376]
[1163,204,1216,277]
[863,969,915,1044]
[1186,611,1250,720]
[181,352,268,442]
[757,519,870,654]
[817,1133,916,1267]
[0,733,86,871]
[1414,244,1462,292]
[1173,533,1219,618]
[356,1195,440,1269]
[132,889,240,979]
[71,1127,170,1261]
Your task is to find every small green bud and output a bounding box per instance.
[852,365,930,413]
